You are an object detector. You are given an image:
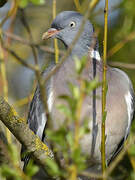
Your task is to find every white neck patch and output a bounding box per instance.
[89,48,101,61]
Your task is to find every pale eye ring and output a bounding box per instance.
[69,21,76,27]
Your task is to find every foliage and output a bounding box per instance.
[19,0,45,8]
[0,143,38,180]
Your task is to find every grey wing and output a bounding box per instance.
[26,62,55,139]
[108,78,135,164]
[28,86,47,140]
[124,84,135,140]
[21,86,47,169]
[21,62,55,167]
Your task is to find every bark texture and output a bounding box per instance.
[0,96,53,170]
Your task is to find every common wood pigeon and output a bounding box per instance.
[21,11,135,178]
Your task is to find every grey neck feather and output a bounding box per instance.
[70,36,92,58]
[70,41,101,62]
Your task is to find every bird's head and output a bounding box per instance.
[42,11,98,57]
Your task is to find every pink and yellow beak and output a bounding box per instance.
[42,28,60,40]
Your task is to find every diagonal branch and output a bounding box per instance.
[0,96,53,170]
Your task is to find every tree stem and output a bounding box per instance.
[101,0,108,179]
[53,0,59,64]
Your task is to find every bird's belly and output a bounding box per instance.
[47,69,131,166]
[49,92,129,166]
[50,92,102,163]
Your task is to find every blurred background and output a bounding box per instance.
[1,0,135,104]
[0,0,135,179]
[1,0,135,106]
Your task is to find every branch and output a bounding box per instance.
[107,31,135,58]
[0,0,18,28]
[3,46,37,71]
[53,0,59,64]
[0,125,9,166]
[19,9,52,130]
[0,96,53,170]
[108,61,135,70]
[74,0,81,12]
[101,0,108,178]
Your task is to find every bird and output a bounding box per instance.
[21,11,135,179]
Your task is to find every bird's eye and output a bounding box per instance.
[69,21,76,28]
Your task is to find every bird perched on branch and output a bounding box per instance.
[21,11,135,179]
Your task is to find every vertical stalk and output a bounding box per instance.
[69,81,85,180]
[53,0,59,64]
[74,0,81,12]
[74,81,85,149]
[101,0,108,179]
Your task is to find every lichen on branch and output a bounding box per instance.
[0,96,53,170]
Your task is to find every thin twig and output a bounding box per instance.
[69,81,86,180]
[108,61,135,70]
[101,0,108,179]
[19,8,38,64]
[0,0,18,28]
[80,171,103,179]
[4,32,135,71]
[107,31,135,58]
[3,46,38,71]
[13,94,33,108]
[19,8,51,124]
[3,31,65,55]
[53,0,59,63]
[74,0,81,12]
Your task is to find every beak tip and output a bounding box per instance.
[42,32,48,40]
[42,28,59,40]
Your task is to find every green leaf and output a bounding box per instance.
[84,78,101,94]
[19,0,45,8]
[79,123,90,138]
[57,104,72,118]
[25,159,39,177]
[74,55,87,74]
[73,86,80,100]
[45,158,61,176]
[1,165,21,180]
[75,56,81,74]
[71,148,86,171]
[68,83,80,100]
[7,144,19,165]
[30,0,45,5]
[19,0,28,8]
[59,94,76,117]
[102,111,107,123]
[128,144,135,156]
[46,127,68,149]
[66,131,74,149]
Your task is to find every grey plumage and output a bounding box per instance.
[21,11,135,179]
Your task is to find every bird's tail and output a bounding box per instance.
[21,145,31,171]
